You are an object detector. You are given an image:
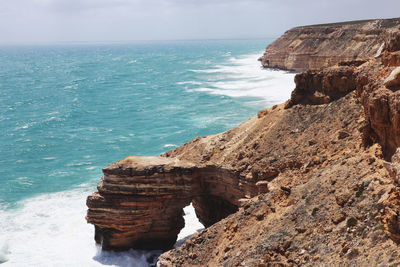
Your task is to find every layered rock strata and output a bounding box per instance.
[158,32,400,266]
[86,156,265,250]
[87,18,400,266]
[260,18,400,71]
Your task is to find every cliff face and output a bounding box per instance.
[86,18,400,266]
[260,18,400,72]
[86,157,264,250]
[157,31,400,266]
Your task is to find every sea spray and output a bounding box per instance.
[0,240,10,264]
[187,53,295,107]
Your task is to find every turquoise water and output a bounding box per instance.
[0,39,295,266]
[0,40,276,206]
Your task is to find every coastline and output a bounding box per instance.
[0,40,295,266]
[85,18,400,266]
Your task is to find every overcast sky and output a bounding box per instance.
[1,0,400,44]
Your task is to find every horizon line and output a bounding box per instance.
[0,36,278,46]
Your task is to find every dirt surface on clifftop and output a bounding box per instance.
[158,34,400,266]
[161,95,398,266]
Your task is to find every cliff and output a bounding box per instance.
[86,18,400,266]
[259,18,400,72]
[86,156,262,250]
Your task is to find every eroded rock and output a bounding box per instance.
[86,18,400,266]
[384,67,400,89]
[86,156,261,250]
[260,18,400,72]
[285,66,356,108]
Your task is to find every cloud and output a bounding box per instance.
[0,0,399,43]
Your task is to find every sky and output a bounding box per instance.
[0,0,400,44]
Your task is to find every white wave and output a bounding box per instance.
[85,166,97,170]
[189,52,296,106]
[163,144,177,148]
[176,204,204,243]
[0,188,204,266]
[0,241,9,264]
[63,85,78,90]
[131,82,147,85]
[189,68,220,74]
[176,81,202,85]
[14,122,38,131]
[193,87,214,92]
[72,78,86,83]
[66,161,92,167]
[14,116,65,131]
[13,177,33,186]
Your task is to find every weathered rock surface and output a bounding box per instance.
[384,67,400,88]
[86,156,263,250]
[260,18,400,71]
[87,18,400,266]
[285,66,356,108]
[157,50,400,267]
[157,22,400,266]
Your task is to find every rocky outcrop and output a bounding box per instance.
[86,156,266,250]
[384,67,400,88]
[260,18,400,71]
[275,27,400,160]
[356,33,400,159]
[157,43,400,266]
[285,66,357,108]
[86,18,400,266]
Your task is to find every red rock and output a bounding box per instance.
[285,66,356,108]
[260,18,400,72]
[86,18,400,266]
[86,156,260,250]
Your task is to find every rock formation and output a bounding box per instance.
[157,27,400,266]
[260,18,400,71]
[285,66,356,108]
[87,18,400,266]
[86,156,267,250]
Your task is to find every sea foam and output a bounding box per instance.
[0,188,204,266]
[0,188,165,266]
[187,53,295,107]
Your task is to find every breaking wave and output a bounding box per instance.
[185,53,295,107]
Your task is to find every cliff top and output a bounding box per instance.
[296,17,400,29]
[260,17,400,72]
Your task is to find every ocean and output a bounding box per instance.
[0,39,295,266]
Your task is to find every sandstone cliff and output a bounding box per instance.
[86,18,400,266]
[157,29,400,266]
[260,18,400,71]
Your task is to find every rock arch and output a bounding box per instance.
[86,156,264,251]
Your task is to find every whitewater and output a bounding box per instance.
[0,40,294,266]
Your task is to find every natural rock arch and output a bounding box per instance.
[86,156,265,251]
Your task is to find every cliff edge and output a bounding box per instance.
[260,18,400,71]
[86,18,400,266]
